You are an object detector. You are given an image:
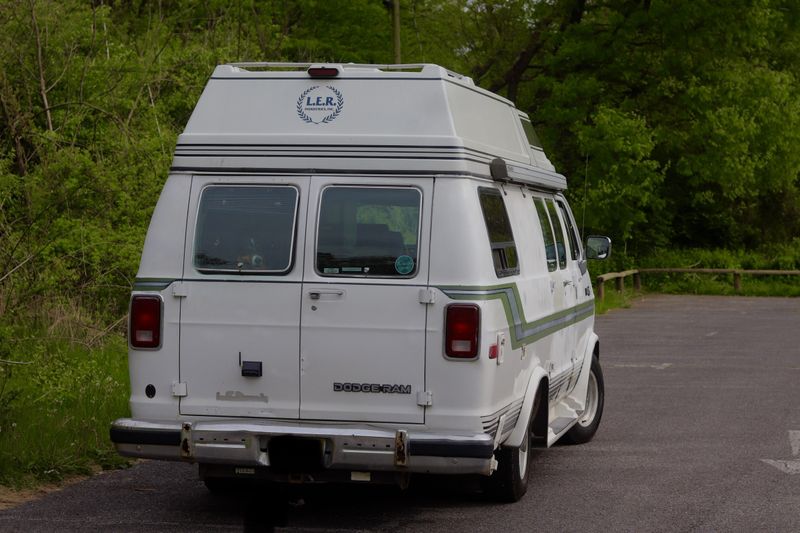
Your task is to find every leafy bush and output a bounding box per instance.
[0,326,129,486]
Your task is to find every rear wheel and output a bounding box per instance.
[563,354,604,445]
[482,395,539,503]
[482,425,531,502]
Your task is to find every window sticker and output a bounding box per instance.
[342,267,363,273]
[394,255,415,275]
[323,267,340,274]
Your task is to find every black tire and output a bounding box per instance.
[563,354,604,445]
[482,409,534,503]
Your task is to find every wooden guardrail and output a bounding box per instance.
[595,268,800,300]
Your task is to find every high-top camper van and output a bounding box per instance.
[110,63,610,502]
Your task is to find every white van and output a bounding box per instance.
[111,63,610,502]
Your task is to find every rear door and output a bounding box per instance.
[179,176,309,419]
[299,178,432,424]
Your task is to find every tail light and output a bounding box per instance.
[130,295,162,349]
[445,304,480,359]
[307,66,339,78]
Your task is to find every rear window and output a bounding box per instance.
[193,185,299,274]
[316,186,421,278]
[478,188,519,277]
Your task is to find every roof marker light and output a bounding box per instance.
[308,66,340,78]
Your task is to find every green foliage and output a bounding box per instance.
[591,243,800,299]
[577,107,665,250]
[0,329,130,486]
[594,285,634,316]
[0,0,799,485]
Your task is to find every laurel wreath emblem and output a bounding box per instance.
[296,86,344,125]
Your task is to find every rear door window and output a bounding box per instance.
[316,186,421,277]
[193,185,299,274]
[478,188,519,277]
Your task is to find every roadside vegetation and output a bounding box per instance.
[0,332,128,486]
[1,1,798,486]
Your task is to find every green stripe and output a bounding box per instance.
[438,283,594,349]
[133,278,175,291]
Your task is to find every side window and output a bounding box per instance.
[533,197,557,272]
[545,199,567,269]
[193,185,298,274]
[520,118,543,149]
[316,186,421,278]
[557,200,581,261]
[478,188,519,278]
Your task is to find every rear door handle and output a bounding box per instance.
[308,289,344,300]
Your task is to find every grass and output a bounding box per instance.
[594,285,637,315]
[0,328,130,487]
[642,272,800,297]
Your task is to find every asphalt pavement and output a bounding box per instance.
[1,295,798,532]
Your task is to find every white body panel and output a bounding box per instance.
[115,63,602,482]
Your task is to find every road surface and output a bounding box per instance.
[1,295,799,532]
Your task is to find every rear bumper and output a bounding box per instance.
[110,418,496,475]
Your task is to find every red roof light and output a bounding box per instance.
[308,66,339,78]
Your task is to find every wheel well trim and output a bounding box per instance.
[503,367,548,448]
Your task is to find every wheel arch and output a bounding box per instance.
[503,367,548,448]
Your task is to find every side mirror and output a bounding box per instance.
[586,235,611,260]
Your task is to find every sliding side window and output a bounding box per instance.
[478,188,519,277]
[545,199,567,269]
[533,197,557,272]
[557,200,581,261]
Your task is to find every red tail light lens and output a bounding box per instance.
[130,296,162,349]
[445,304,480,359]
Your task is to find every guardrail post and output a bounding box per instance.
[615,277,624,292]
[734,271,741,293]
[633,272,641,292]
[597,278,605,301]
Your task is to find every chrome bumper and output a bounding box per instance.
[110,418,496,476]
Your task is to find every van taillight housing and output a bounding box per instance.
[307,66,339,78]
[130,296,162,349]
[445,304,480,359]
